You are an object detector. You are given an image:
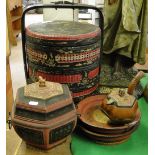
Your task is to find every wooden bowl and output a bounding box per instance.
[77,125,140,145]
[79,122,139,139]
[77,95,141,134]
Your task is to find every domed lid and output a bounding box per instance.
[15,77,73,115]
[26,21,101,46]
[24,76,63,100]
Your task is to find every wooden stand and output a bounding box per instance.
[7,0,22,46]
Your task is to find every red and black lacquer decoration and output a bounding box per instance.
[12,78,77,149]
[25,21,101,103]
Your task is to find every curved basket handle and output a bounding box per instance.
[21,3,104,83]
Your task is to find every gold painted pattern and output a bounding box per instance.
[24,81,63,100]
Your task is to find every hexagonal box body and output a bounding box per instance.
[11,79,77,149]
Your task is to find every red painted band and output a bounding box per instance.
[72,84,98,98]
[88,67,99,79]
[55,48,100,63]
[26,27,101,41]
[29,67,99,83]
[29,68,82,83]
[27,47,100,64]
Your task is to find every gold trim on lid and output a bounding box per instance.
[24,76,63,100]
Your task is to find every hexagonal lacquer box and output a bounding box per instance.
[11,77,77,149]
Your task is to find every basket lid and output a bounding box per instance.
[26,21,101,46]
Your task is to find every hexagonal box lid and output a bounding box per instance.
[107,88,136,107]
[24,76,63,100]
[14,77,74,121]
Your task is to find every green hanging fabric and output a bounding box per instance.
[103,0,148,64]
